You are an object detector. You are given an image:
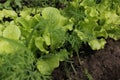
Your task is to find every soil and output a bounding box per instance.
[52,38,120,80]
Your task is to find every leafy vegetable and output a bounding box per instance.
[0,49,44,80]
[0,9,17,21]
[88,39,106,50]
[63,0,120,50]
[3,22,21,40]
[35,37,49,54]
[37,49,69,75]
[0,0,120,79]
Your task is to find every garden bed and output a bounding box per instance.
[52,39,120,80]
[0,0,120,80]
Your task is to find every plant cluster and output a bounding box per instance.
[63,0,120,50]
[0,0,120,80]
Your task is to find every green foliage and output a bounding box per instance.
[37,49,69,75]
[0,7,72,79]
[0,9,17,20]
[0,50,45,80]
[16,7,72,75]
[35,37,49,54]
[0,0,22,10]
[23,0,56,7]
[23,0,70,8]
[0,0,120,79]
[88,39,106,50]
[0,21,21,54]
[39,7,68,51]
[63,0,120,50]
[3,22,21,40]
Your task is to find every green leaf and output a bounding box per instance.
[107,28,120,40]
[50,29,66,49]
[37,55,59,75]
[2,0,12,9]
[37,49,69,75]
[0,40,15,54]
[45,55,59,71]
[0,10,4,20]
[3,23,21,40]
[104,11,120,24]
[0,36,26,54]
[0,9,18,20]
[43,32,51,46]
[16,17,30,28]
[95,29,108,39]
[88,39,106,50]
[75,29,88,41]
[42,7,60,20]
[89,8,98,17]
[42,7,68,27]
[36,59,50,75]
[15,0,22,8]
[0,24,4,36]
[63,19,73,31]
[35,37,49,54]
[3,9,17,19]
[20,7,32,17]
[56,49,69,61]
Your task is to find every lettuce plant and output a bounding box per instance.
[0,0,120,79]
[0,7,72,78]
[63,0,120,50]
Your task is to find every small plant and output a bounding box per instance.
[84,68,93,80]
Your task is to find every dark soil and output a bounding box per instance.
[52,39,120,80]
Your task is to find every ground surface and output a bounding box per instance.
[52,39,120,80]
